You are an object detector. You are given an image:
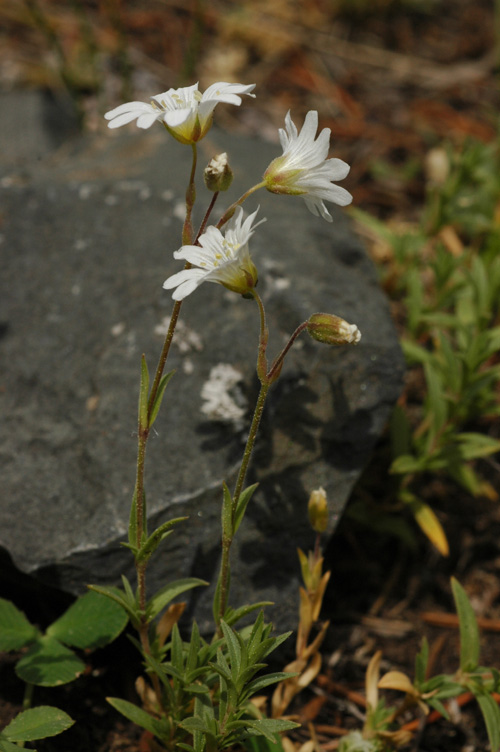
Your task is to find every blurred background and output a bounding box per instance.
[1,0,497,220]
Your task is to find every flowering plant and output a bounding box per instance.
[98,83,358,751]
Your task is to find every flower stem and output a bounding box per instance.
[216,180,266,229]
[195,190,219,241]
[131,140,199,712]
[216,290,270,629]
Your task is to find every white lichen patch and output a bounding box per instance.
[200,363,246,424]
[154,316,203,354]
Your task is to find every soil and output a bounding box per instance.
[1,0,499,750]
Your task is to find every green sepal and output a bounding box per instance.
[16,636,85,687]
[1,707,74,742]
[138,354,150,431]
[149,370,175,427]
[46,590,128,650]
[0,598,40,651]
[451,577,480,672]
[234,483,259,534]
[136,516,188,566]
[146,578,208,620]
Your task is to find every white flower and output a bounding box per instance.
[104,82,256,144]
[264,110,352,222]
[163,207,265,300]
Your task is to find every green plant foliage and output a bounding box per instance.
[0,707,74,743]
[0,599,39,651]
[16,635,85,686]
[46,590,128,649]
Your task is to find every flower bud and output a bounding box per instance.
[204,153,233,192]
[307,313,361,346]
[308,487,328,533]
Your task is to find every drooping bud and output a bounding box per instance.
[204,152,234,192]
[308,487,328,533]
[306,313,361,346]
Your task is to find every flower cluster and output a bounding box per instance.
[106,80,357,346]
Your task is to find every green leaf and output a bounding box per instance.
[138,354,150,430]
[0,736,27,752]
[149,370,175,427]
[0,599,39,651]
[107,697,168,739]
[47,590,128,650]
[390,454,426,475]
[227,719,299,743]
[2,707,74,742]
[234,484,259,534]
[16,636,85,686]
[136,516,188,565]
[87,585,139,625]
[147,578,208,620]
[415,638,429,686]
[476,693,500,752]
[220,621,242,678]
[451,578,480,672]
[243,734,287,752]
[455,433,500,460]
[224,602,274,628]
[243,671,296,698]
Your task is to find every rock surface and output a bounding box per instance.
[0,90,405,631]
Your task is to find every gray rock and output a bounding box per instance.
[0,91,405,632]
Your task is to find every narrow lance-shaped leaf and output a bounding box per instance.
[476,693,500,752]
[147,578,208,620]
[234,483,259,534]
[136,516,188,565]
[451,577,480,672]
[149,370,175,426]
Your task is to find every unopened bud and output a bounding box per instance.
[308,487,328,533]
[204,153,233,192]
[307,313,361,346]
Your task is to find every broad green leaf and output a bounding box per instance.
[138,354,150,430]
[476,693,500,752]
[0,599,39,651]
[47,590,128,650]
[16,636,84,686]
[107,697,168,739]
[451,578,480,672]
[136,516,188,565]
[149,370,175,427]
[147,578,207,620]
[2,707,74,741]
[234,484,259,534]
